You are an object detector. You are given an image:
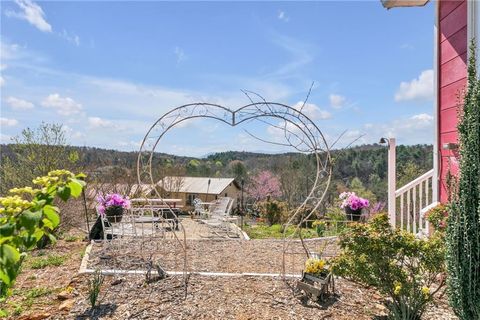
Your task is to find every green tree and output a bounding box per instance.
[445,41,480,319]
[349,177,377,203]
[0,123,80,195]
[186,159,201,175]
[397,161,424,189]
[228,160,247,181]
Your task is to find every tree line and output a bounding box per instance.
[1,123,432,208]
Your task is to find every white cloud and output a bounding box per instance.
[0,117,19,127]
[400,43,414,50]
[267,33,313,77]
[6,96,34,110]
[0,42,20,60]
[88,117,113,129]
[329,112,435,149]
[278,11,289,22]
[381,113,434,141]
[41,93,82,116]
[60,29,80,46]
[395,69,434,102]
[0,134,12,143]
[410,113,434,124]
[0,65,5,86]
[62,125,85,139]
[365,113,434,145]
[329,94,346,109]
[6,0,52,32]
[293,101,331,120]
[174,47,186,64]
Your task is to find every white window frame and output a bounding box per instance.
[468,0,479,71]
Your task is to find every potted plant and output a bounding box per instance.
[304,257,330,281]
[97,193,131,223]
[339,192,369,221]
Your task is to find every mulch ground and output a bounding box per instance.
[2,231,458,320]
[68,274,456,320]
[87,238,340,275]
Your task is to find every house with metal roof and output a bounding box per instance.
[157,176,242,208]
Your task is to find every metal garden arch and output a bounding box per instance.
[137,101,332,286]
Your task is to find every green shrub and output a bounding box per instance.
[0,170,85,297]
[312,220,326,237]
[332,214,445,320]
[325,207,348,233]
[256,199,288,226]
[29,254,67,269]
[445,40,480,319]
[425,203,448,232]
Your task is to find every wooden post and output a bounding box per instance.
[388,138,397,227]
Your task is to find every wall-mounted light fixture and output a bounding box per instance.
[442,142,459,150]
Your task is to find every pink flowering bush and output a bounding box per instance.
[246,171,282,201]
[339,192,369,211]
[425,203,448,232]
[97,193,131,216]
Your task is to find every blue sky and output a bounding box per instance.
[1,0,435,157]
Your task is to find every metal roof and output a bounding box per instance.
[158,176,238,195]
[381,0,429,9]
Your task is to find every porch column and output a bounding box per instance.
[387,138,397,227]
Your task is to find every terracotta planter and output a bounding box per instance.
[105,206,124,223]
[345,207,362,221]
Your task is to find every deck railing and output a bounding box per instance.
[394,169,434,235]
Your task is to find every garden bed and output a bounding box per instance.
[2,233,458,320]
[86,238,340,275]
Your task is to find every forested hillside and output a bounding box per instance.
[1,142,432,205]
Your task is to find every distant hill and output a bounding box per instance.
[1,143,433,202]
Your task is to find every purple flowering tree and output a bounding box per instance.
[246,170,282,201]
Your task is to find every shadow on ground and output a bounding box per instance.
[75,303,118,319]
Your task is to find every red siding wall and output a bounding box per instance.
[438,0,468,202]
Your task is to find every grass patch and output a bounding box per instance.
[25,287,53,299]
[3,287,57,317]
[64,234,82,242]
[28,254,67,269]
[243,222,347,239]
[243,224,317,239]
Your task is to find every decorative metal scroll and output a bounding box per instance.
[137,101,332,287]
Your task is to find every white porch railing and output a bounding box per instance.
[394,169,434,235]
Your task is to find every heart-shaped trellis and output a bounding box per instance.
[136,102,332,281]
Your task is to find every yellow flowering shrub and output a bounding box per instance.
[0,170,85,297]
[332,214,445,320]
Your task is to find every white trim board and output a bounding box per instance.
[432,0,439,203]
[467,0,479,70]
[80,268,302,279]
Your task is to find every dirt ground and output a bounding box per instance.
[1,229,458,320]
